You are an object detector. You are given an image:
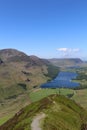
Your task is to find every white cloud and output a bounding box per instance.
[57,48,68,52]
[57,48,80,58]
[57,48,80,53]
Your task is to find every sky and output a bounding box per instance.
[0,0,87,59]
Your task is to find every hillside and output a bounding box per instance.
[0,48,59,123]
[48,58,83,67]
[0,95,87,130]
[0,49,59,91]
[0,49,49,99]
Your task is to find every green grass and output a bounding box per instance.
[42,95,87,130]
[29,87,87,109]
[0,88,74,126]
[0,92,30,126]
[0,114,13,126]
[72,89,87,109]
[0,95,87,130]
[0,88,73,126]
[29,88,74,102]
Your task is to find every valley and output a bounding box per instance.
[0,49,87,130]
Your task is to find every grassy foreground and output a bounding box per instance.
[0,94,87,130]
[1,87,87,126]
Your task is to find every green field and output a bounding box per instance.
[29,88,74,102]
[73,89,87,108]
[29,88,87,109]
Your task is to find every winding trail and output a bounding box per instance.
[31,113,46,130]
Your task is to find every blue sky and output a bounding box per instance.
[0,0,87,59]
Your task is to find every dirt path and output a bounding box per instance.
[31,113,46,130]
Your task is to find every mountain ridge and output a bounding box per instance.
[48,58,83,67]
[0,95,87,130]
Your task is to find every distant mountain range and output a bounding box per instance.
[48,58,83,67]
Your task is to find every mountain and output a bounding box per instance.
[0,49,49,90]
[0,49,59,121]
[0,95,87,130]
[48,58,83,67]
[0,49,47,92]
[0,49,27,61]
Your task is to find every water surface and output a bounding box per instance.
[41,72,79,88]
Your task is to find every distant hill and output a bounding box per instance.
[48,58,83,67]
[0,95,87,130]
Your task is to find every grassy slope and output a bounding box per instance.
[0,63,59,101]
[0,63,60,125]
[0,64,47,125]
[0,115,13,126]
[72,89,87,108]
[0,88,74,126]
[0,95,87,130]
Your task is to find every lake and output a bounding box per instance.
[41,72,80,88]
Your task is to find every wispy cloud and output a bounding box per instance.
[57,48,68,52]
[57,48,80,58]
